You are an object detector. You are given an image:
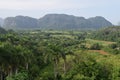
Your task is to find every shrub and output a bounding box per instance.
[109,44,117,49]
[90,43,102,50]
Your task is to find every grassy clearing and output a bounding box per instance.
[86,39,115,46]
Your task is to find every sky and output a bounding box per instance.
[0,0,119,25]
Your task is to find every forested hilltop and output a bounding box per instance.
[0,26,120,80]
[2,14,113,30]
[90,26,120,41]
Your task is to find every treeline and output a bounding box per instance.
[89,26,120,42]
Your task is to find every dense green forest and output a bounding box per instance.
[0,26,120,80]
[90,26,120,41]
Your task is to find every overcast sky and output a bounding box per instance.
[0,0,119,25]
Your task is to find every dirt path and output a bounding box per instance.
[89,50,109,55]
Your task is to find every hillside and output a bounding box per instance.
[88,16,113,29]
[0,26,6,34]
[3,16,39,29]
[38,14,90,29]
[90,26,120,41]
[3,14,113,30]
[0,18,4,26]
[38,14,112,30]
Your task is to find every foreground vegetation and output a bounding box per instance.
[0,27,120,80]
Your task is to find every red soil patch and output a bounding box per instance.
[89,50,109,55]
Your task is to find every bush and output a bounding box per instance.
[109,44,117,49]
[113,49,120,54]
[6,72,28,80]
[90,43,102,50]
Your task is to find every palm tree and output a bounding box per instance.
[15,45,33,71]
[0,42,13,79]
[47,43,68,79]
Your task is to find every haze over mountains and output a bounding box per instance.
[4,16,38,29]
[0,18,4,26]
[1,14,113,30]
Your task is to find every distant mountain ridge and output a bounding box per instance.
[88,16,113,29]
[3,14,113,30]
[0,18,4,26]
[3,16,38,29]
[0,26,6,34]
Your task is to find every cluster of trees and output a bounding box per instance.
[0,43,31,80]
[63,53,115,80]
[0,30,87,80]
[90,26,120,42]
